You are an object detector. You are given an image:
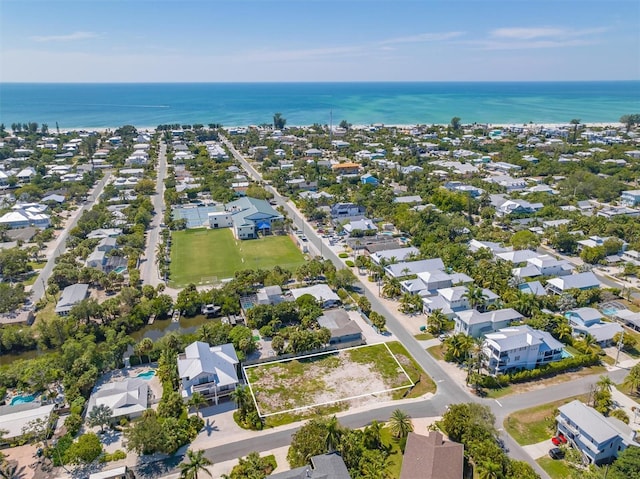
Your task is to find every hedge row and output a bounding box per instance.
[479,353,600,388]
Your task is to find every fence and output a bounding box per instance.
[242,339,366,368]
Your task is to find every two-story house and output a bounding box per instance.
[177,341,239,403]
[454,308,523,338]
[565,308,623,347]
[557,400,639,465]
[482,325,564,375]
[621,190,640,207]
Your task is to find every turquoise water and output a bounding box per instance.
[10,393,37,406]
[561,349,573,359]
[1,82,638,128]
[135,370,156,380]
[114,266,127,274]
[602,307,619,316]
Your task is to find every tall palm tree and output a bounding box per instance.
[324,416,342,452]
[138,337,154,364]
[387,409,413,439]
[580,333,599,354]
[188,392,208,418]
[596,375,613,393]
[364,420,383,449]
[179,449,212,479]
[463,284,488,311]
[427,309,448,334]
[623,364,640,395]
[231,385,251,420]
[555,323,573,343]
[382,277,401,299]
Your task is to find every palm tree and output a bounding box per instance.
[387,409,413,439]
[179,449,212,479]
[138,337,154,364]
[478,460,502,479]
[231,385,251,420]
[463,284,488,311]
[555,323,573,343]
[427,309,448,334]
[623,364,640,395]
[382,277,401,299]
[580,333,599,354]
[324,416,342,452]
[570,118,581,143]
[188,392,208,418]
[364,420,383,449]
[596,375,613,393]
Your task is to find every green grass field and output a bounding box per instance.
[169,228,306,287]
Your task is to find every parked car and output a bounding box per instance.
[549,447,564,460]
[557,433,567,444]
[551,436,561,446]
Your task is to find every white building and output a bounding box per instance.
[178,342,239,401]
[482,325,564,375]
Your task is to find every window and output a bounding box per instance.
[514,356,520,361]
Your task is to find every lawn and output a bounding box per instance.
[244,343,415,417]
[504,394,589,445]
[537,457,573,479]
[169,229,306,287]
[379,426,403,478]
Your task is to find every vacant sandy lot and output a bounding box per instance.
[245,345,413,416]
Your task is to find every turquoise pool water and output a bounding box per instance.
[10,393,37,406]
[602,307,618,316]
[561,349,573,359]
[114,266,127,274]
[136,370,156,380]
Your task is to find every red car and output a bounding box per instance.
[558,433,568,444]
[551,436,561,446]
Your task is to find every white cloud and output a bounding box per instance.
[30,31,99,42]
[490,26,607,40]
[379,31,464,45]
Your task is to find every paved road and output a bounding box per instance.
[140,141,168,287]
[30,171,113,303]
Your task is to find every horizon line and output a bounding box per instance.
[1,79,639,85]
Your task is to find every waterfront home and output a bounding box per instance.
[269,453,351,479]
[178,341,239,402]
[482,325,564,375]
[400,431,464,479]
[556,400,639,465]
[87,378,149,421]
[453,308,523,338]
[289,284,340,309]
[55,284,89,316]
[0,403,55,443]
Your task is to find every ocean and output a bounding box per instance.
[0,82,639,129]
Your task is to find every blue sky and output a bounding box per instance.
[1,0,639,82]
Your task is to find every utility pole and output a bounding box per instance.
[615,329,624,366]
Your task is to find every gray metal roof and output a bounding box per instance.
[55,284,89,313]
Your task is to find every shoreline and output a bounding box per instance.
[57,121,625,134]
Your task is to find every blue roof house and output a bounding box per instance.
[361,173,379,186]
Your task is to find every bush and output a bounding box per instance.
[345,260,355,267]
[479,353,600,388]
[101,449,127,463]
[64,413,83,436]
[338,253,349,258]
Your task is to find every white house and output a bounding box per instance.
[177,342,239,402]
[384,258,445,278]
[621,190,640,207]
[55,284,89,315]
[565,308,623,346]
[557,400,639,465]
[546,272,600,294]
[208,211,234,229]
[482,325,564,375]
[370,246,420,265]
[87,378,149,420]
[289,284,341,308]
[454,308,523,338]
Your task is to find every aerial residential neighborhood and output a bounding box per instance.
[0,115,640,479]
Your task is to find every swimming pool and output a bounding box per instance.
[136,370,156,380]
[561,349,573,359]
[10,393,37,406]
[602,307,619,316]
[114,266,127,274]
